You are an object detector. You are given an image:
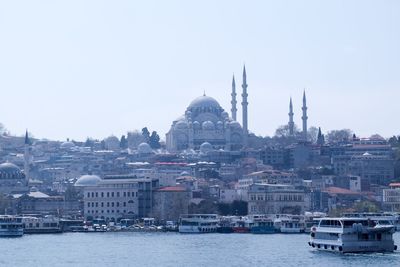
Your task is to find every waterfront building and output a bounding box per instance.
[383,183,400,211]
[152,186,190,221]
[76,174,159,221]
[247,184,307,215]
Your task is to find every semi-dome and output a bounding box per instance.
[188,95,222,110]
[138,142,153,154]
[75,175,101,187]
[0,163,24,179]
[175,120,189,130]
[202,121,215,130]
[193,121,201,129]
[229,121,242,129]
[200,142,213,154]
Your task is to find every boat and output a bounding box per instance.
[343,212,400,231]
[20,215,62,234]
[178,214,219,233]
[279,215,305,233]
[308,217,398,253]
[250,215,276,234]
[217,216,234,233]
[0,215,24,237]
[232,216,252,233]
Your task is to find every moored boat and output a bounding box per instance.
[0,215,24,237]
[179,214,219,233]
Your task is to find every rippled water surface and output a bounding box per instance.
[1,232,399,266]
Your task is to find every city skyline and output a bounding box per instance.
[0,1,399,141]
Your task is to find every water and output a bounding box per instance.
[1,232,399,267]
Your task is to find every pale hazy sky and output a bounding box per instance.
[0,1,399,141]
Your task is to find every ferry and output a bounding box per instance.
[250,215,276,234]
[308,217,397,253]
[280,215,305,233]
[178,214,219,233]
[20,215,62,234]
[343,212,400,231]
[232,216,252,233]
[0,215,24,237]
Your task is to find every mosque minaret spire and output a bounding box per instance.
[288,97,294,136]
[231,74,237,121]
[242,65,248,145]
[302,90,308,140]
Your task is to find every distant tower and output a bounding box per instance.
[24,130,30,184]
[302,90,308,140]
[231,74,237,121]
[241,65,248,145]
[288,97,294,136]
[317,127,325,145]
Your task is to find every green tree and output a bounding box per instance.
[141,127,150,143]
[120,135,128,149]
[149,131,161,149]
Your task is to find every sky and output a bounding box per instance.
[0,0,399,141]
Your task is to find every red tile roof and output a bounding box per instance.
[157,186,186,192]
[323,186,360,195]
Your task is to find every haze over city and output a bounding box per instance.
[0,0,399,141]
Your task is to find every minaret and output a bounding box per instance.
[231,74,237,121]
[302,90,308,140]
[241,65,248,145]
[288,97,294,136]
[24,130,30,184]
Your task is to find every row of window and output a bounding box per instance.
[87,209,129,214]
[87,200,135,208]
[86,191,138,198]
[250,194,303,202]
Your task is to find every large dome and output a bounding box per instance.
[75,175,101,187]
[0,163,24,179]
[188,95,222,110]
[138,142,153,154]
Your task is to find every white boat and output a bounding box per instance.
[274,214,305,233]
[0,215,24,237]
[20,215,62,234]
[308,217,397,253]
[179,214,219,233]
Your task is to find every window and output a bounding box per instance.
[107,192,110,197]
[117,202,120,207]
[123,192,126,197]
[101,192,104,197]
[117,192,120,197]
[87,192,90,198]
[111,192,114,197]
[101,202,104,207]
[91,192,94,198]
[95,192,98,198]
[127,192,130,197]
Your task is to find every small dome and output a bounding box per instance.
[200,142,213,154]
[138,142,152,154]
[202,121,215,130]
[75,175,101,187]
[105,135,119,143]
[0,163,24,179]
[229,121,241,129]
[221,111,229,119]
[60,141,75,149]
[188,95,222,110]
[104,135,120,150]
[193,121,201,130]
[175,120,189,130]
[216,121,224,130]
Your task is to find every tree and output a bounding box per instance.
[326,129,353,144]
[120,135,128,149]
[141,127,150,143]
[275,124,299,138]
[307,126,319,144]
[149,131,161,149]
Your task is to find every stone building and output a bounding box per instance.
[247,184,307,215]
[152,186,190,222]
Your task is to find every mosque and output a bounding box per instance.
[166,66,249,152]
[166,65,310,153]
